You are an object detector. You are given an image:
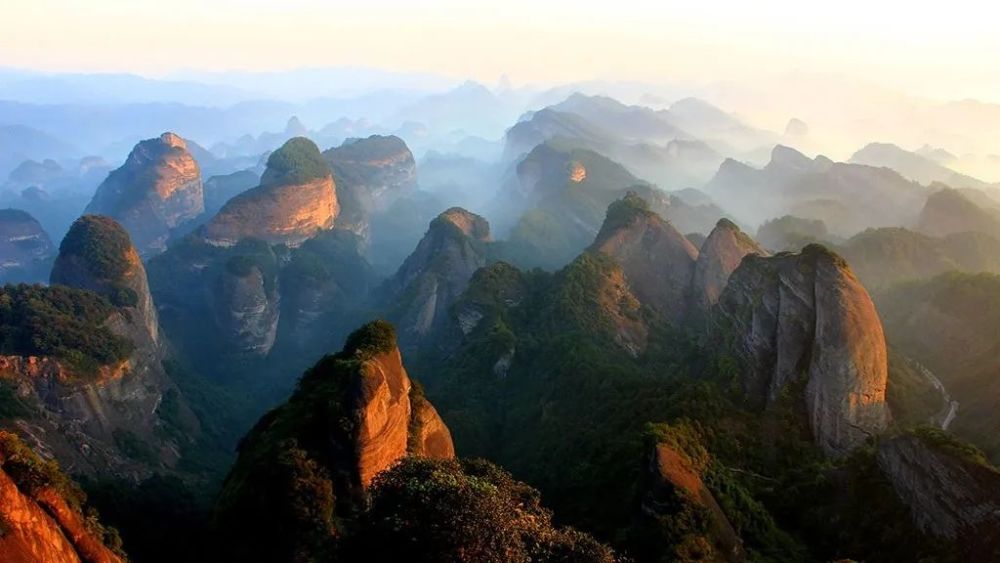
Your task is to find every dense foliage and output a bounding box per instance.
[261,137,331,187]
[56,215,135,282]
[0,283,133,374]
[346,457,615,563]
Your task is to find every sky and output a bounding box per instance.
[3,0,1000,101]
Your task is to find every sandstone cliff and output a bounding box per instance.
[713,244,890,455]
[202,137,338,247]
[383,207,492,347]
[692,218,768,309]
[636,427,745,562]
[877,429,1000,559]
[323,135,417,240]
[86,132,204,256]
[214,321,454,559]
[0,216,198,479]
[0,208,54,283]
[589,192,699,324]
[0,431,124,563]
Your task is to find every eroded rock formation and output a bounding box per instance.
[713,244,890,455]
[86,132,204,256]
[203,137,338,247]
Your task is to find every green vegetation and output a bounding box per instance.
[56,215,134,282]
[0,284,134,375]
[0,431,124,555]
[912,426,997,471]
[347,457,615,562]
[262,137,331,187]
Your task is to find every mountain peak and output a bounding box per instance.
[85,132,204,256]
[203,137,338,247]
[435,207,492,242]
[159,131,187,150]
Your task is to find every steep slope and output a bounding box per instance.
[692,218,768,309]
[877,428,1000,559]
[86,132,204,256]
[202,137,338,247]
[0,431,124,563]
[214,321,463,562]
[916,186,1000,239]
[323,135,417,240]
[712,244,891,455]
[0,216,197,478]
[588,192,699,323]
[850,142,994,191]
[382,208,492,348]
[838,227,1000,290]
[499,142,681,270]
[0,208,55,283]
[877,272,1000,461]
[705,145,926,234]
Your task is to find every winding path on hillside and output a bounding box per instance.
[913,360,959,430]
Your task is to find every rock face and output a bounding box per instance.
[639,438,745,562]
[0,208,54,283]
[0,216,198,479]
[214,321,454,559]
[323,135,417,239]
[877,430,1000,558]
[86,132,204,256]
[0,432,124,563]
[713,244,891,455]
[51,215,159,346]
[692,218,767,309]
[202,137,338,247]
[212,258,280,357]
[589,192,699,323]
[383,208,492,347]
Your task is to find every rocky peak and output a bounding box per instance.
[589,193,699,323]
[0,208,54,283]
[713,244,890,455]
[917,187,1000,238]
[203,137,338,247]
[765,144,816,173]
[637,425,745,562]
[50,215,158,346]
[323,135,418,238]
[85,131,204,256]
[692,218,767,309]
[0,432,124,563]
[214,321,453,554]
[384,208,493,346]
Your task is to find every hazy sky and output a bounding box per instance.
[3,0,1000,101]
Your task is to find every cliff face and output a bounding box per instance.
[589,192,699,324]
[384,208,492,347]
[203,137,338,247]
[713,244,890,455]
[212,256,280,357]
[51,215,159,346]
[323,135,417,240]
[214,321,454,560]
[0,432,124,563]
[693,219,768,309]
[0,208,54,283]
[638,438,745,562]
[877,430,1000,558]
[0,216,199,479]
[86,132,204,256]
